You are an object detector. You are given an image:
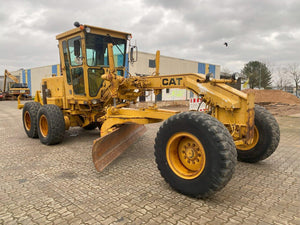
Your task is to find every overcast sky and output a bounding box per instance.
[0,0,299,75]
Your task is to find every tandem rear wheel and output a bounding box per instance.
[37,104,65,145]
[22,102,41,138]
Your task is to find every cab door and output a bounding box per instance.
[61,35,86,98]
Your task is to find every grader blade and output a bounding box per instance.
[92,124,146,172]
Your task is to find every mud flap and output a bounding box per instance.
[92,123,147,172]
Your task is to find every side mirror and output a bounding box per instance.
[130,45,138,63]
[74,40,81,57]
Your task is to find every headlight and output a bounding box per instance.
[91,99,98,105]
[85,26,91,33]
[231,73,238,81]
[205,73,213,82]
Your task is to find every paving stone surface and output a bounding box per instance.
[0,101,299,224]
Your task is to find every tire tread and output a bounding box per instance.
[155,111,237,198]
[237,105,280,162]
[37,104,65,145]
[22,102,41,138]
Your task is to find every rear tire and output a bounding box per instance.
[37,104,65,145]
[154,111,237,198]
[236,105,280,163]
[22,102,41,138]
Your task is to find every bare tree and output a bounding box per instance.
[221,67,232,76]
[286,63,300,96]
[275,65,292,91]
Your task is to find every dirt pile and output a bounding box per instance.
[243,89,300,116]
[243,89,300,105]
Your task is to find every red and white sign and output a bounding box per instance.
[189,98,207,111]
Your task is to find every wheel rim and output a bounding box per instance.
[166,132,206,179]
[39,115,49,137]
[237,126,259,150]
[24,111,31,131]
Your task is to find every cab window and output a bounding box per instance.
[85,33,126,68]
[71,67,85,95]
[62,41,71,84]
[88,68,105,97]
[68,36,83,66]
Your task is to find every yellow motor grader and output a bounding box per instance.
[18,22,280,198]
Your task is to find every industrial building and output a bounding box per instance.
[0,52,220,101]
[130,52,220,102]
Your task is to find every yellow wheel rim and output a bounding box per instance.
[237,126,259,151]
[39,115,48,137]
[24,111,31,131]
[166,132,206,179]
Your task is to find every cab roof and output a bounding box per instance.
[56,24,131,40]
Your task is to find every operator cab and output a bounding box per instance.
[56,22,131,99]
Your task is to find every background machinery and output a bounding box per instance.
[1,69,30,100]
[18,22,280,198]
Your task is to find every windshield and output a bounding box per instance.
[85,33,126,68]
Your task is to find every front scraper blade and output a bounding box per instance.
[92,123,146,172]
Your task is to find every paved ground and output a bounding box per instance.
[0,101,299,225]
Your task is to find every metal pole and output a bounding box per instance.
[259,63,261,89]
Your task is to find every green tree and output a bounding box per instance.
[241,61,272,89]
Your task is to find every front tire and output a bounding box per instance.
[155,112,237,198]
[37,104,65,145]
[236,105,280,163]
[22,102,41,138]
